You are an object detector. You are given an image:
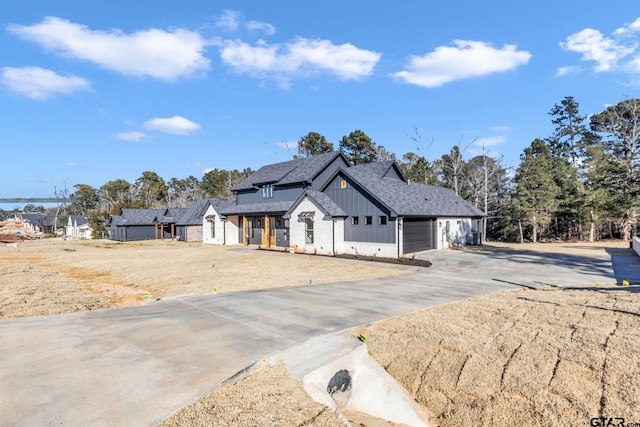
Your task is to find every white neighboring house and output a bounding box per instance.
[65,215,92,240]
[201,199,240,246]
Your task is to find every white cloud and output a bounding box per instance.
[66,161,78,167]
[560,28,634,72]
[474,136,506,147]
[391,40,531,88]
[8,16,209,80]
[143,116,201,135]
[215,10,275,35]
[614,17,640,36]
[215,10,241,31]
[1,66,90,99]
[489,126,511,132]
[116,131,147,141]
[220,37,381,85]
[247,20,275,35]
[555,65,583,77]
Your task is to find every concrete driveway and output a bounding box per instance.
[1,245,638,426]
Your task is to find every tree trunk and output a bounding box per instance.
[589,210,595,243]
[532,215,538,243]
[518,220,524,244]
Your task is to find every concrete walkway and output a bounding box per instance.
[1,246,638,426]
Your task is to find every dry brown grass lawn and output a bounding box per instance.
[0,239,409,319]
[354,285,640,426]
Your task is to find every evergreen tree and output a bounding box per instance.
[339,130,377,165]
[296,132,333,158]
[590,98,640,241]
[513,139,559,243]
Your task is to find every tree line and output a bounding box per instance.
[10,96,638,243]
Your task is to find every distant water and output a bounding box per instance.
[0,202,59,212]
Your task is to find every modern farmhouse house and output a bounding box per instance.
[202,151,484,257]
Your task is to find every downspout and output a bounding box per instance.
[223,219,226,245]
[397,217,401,259]
[332,217,335,256]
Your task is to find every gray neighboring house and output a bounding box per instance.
[108,200,232,242]
[202,152,485,256]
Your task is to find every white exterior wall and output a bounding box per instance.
[202,205,229,245]
[289,198,337,255]
[224,216,240,245]
[342,241,398,258]
[435,217,476,250]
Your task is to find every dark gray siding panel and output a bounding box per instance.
[236,185,304,205]
[124,225,157,241]
[403,219,436,253]
[310,156,349,190]
[324,174,395,244]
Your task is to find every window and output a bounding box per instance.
[305,218,314,244]
[340,179,347,189]
[351,216,359,225]
[379,216,387,225]
[365,216,373,225]
[262,184,274,198]
[210,221,215,238]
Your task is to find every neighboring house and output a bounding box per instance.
[65,215,92,240]
[21,213,55,234]
[109,208,179,242]
[109,202,224,242]
[203,151,485,257]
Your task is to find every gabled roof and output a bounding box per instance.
[339,162,485,218]
[116,208,167,226]
[21,213,55,227]
[285,190,347,219]
[232,151,345,191]
[183,198,237,223]
[68,215,88,226]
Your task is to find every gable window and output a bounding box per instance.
[365,216,373,225]
[351,216,359,225]
[379,216,387,225]
[305,218,314,244]
[210,222,215,238]
[262,184,274,198]
[340,179,347,189]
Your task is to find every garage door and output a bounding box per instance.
[403,218,436,253]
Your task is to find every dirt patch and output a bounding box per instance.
[352,285,640,426]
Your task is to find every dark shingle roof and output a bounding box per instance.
[303,190,347,217]
[346,162,485,217]
[233,151,342,191]
[69,215,88,226]
[116,209,167,225]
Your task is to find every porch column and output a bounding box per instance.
[263,215,270,247]
[243,216,248,246]
[171,224,175,240]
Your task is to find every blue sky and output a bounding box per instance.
[2,1,639,198]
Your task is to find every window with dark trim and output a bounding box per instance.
[305,218,314,243]
[262,184,274,198]
[379,216,387,225]
[210,221,215,238]
[365,216,373,225]
[351,216,359,225]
